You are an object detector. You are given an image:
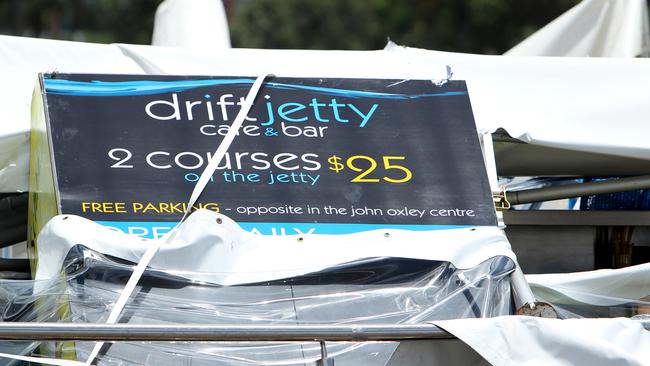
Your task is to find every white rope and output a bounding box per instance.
[0,352,85,366]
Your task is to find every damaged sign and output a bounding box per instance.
[29,73,496,241]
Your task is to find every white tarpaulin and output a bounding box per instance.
[3,35,650,191]
[527,262,650,306]
[152,0,231,49]
[0,36,143,192]
[33,210,516,283]
[506,0,650,57]
[434,316,650,366]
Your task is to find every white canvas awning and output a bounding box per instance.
[3,36,650,191]
[152,0,231,49]
[506,0,650,57]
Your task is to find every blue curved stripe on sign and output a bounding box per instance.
[96,220,475,239]
[43,78,467,99]
[237,222,474,235]
[44,78,257,97]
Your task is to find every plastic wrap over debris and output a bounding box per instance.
[532,284,650,320]
[0,244,515,365]
[528,263,650,320]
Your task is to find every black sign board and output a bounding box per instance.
[37,74,496,238]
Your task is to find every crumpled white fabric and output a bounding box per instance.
[506,0,650,57]
[34,210,515,285]
[0,36,143,192]
[4,35,650,192]
[152,0,231,49]
[527,262,650,306]
[434,316,650,366]
[3,0,650,192]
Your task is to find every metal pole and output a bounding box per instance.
[506,175,650,205]
[510,266,537,310]
[0,322,646,342]
[317,340,333,366]
[0,323,455,341]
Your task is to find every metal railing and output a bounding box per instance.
[0,321,648,365]
[0,323,457,365]
[0,323,454,342]
[0,320,648,342]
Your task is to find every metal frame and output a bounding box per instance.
[480,132,537,309]
[0,321,646,342]
[505,210,650,227]
[1,321,647,365]
[506,175,650,205]
[0,323,455,342]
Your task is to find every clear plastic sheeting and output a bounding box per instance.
[0,245,515,365]
[532,283,650,319]
[528,263,650,320]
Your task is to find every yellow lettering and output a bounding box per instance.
[170,202,183,213]
[101,202,115,213]
[133,203,143,212]
[142,202,161,213]
[115,202,126,213]
[202,203,220,213]
[159,203,170,213]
